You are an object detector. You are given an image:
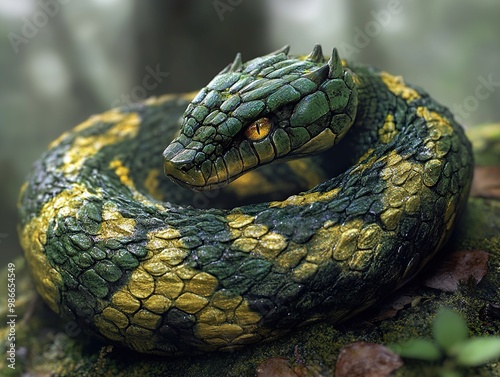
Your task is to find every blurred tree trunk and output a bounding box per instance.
[134,0,268,94]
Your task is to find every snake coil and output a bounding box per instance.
[18,45,473,355]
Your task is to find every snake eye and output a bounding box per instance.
[244,117,272,141]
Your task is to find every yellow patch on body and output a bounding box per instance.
[380,71,420,102]
[143,93,179,107]
[227,213,288,260]
[227,170,289,199]
[95,222,268,352]
[143,169,164,201]
[415,106,462,235]
[296,218,383,273]
[140,91,197,109]
[57,111,140,176]
[378,151,427,231]
[19,184,100,314]
[269,187,340,208]
[226,213,255,228]
[96,201,136,239]
[94,226,191,351]
[378,113,398,143]
[416,106,454,160]
[350,148,377,175]
[49,109,140,153]
[228,203,384,281]
[108,159,166,210]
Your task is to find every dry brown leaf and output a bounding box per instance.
[370,295,419,322]
[256,357,298,377]
[471,166,500,199]
[335,342,403,377]
[423,250,489,292]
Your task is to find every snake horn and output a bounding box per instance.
[306,44,325,63]
[328,48,343,78]
[303,63,329,85]
[229,52,242,72]
[267,45,290,56]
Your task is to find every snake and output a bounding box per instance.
[18,45,473,355]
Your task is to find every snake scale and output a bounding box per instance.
[18,45,473,355]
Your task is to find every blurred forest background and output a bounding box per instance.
[1,0,499,266]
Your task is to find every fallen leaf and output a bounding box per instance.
[423,250,489,292]
[471,166,500,199]
[256,357,298,377]
[370,295,419,322]
[335,342,403,377]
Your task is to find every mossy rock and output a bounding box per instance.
[1,124,499,377]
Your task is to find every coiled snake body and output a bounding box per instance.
[18,45,473,355]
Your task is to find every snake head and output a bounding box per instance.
[163,44,358,191]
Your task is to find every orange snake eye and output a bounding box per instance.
[244,118,272,141]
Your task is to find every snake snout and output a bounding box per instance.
[163,143,206,189]
[163,158,206,189]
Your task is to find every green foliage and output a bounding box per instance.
[432,308,469,353]
[454,337,500,367]
[389,307,500,376]
[392,339,442,361]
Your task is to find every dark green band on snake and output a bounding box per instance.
[18,45,473,355]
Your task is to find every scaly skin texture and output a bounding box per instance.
[18,45,473,355]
